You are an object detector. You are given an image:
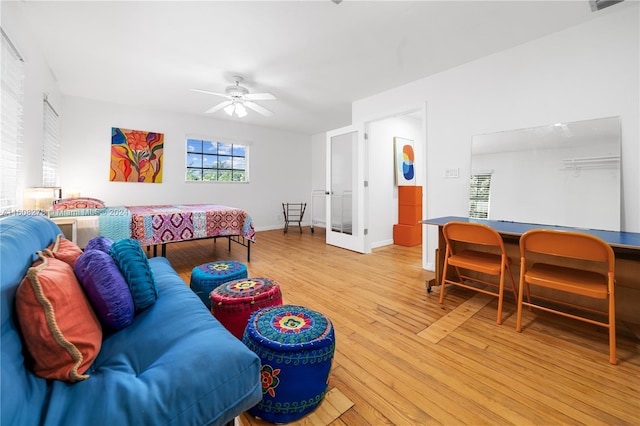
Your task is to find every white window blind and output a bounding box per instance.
[1,28,25,212]
[469,173,492,219]
[42,96,60,187]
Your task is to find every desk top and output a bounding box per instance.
[422,216,640,250]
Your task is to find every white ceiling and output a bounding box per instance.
[16,0,630,135]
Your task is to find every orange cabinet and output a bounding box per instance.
[394,186,422,246]
[393,224,422,246]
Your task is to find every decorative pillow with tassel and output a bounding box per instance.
[15,253,102,382]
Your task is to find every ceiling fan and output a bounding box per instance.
[191,76,276,118]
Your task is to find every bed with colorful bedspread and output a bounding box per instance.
[50,200,256,260]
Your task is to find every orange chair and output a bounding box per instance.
[516,229,617,365]
[439,222,517,325]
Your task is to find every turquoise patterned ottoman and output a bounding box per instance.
[189,261,247,308]
[243,305,335,423]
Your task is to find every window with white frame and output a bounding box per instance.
[469,173,492,219]
[42,96,60,187]
[1,28,25,212]
[186,137,249,182]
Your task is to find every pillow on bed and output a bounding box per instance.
[110,239,157,312]
[74,249,134,330]
[53,197,106,210]
[85,236,113,254]
[43,234,83,268]
[15,253,102,382]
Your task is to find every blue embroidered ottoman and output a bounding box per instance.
[243,305,335,423]
[210,277,283,339]
[189,261,247,308]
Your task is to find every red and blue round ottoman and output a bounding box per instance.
[242,304,335,423]
[189,261,247,309]
[210,277,283,339]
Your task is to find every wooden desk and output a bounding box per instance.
[422,216,640,324]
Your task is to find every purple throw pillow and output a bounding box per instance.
[74,249,135,330]
[85,236,113,253]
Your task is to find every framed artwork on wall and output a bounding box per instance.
[110,127,164,183]
[394,137,415,186]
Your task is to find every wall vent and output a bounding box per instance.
[589,0,624,12]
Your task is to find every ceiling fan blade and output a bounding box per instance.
[191,88,230,99]
[205,100,232,114]
[244,92,276,101]
[244,101,273,117]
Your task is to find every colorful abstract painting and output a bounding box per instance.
[110,127,164,183]
[394,137,416,186]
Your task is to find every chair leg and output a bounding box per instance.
[505,262,518,301]
[438,258,449,304]
[608,289,617,365]
[515,263,526,332]
[496,270,505,325]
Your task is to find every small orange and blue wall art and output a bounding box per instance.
[394,137,416,186]
[110,127,164,183]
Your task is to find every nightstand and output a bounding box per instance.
[50,217,77,244]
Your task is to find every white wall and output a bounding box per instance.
[367,115,422,247]
[309,132,327,229]
[2,2,63,191]
[59,96,312,230]
[350,5,639,270]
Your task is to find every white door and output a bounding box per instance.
[325,124,370,254]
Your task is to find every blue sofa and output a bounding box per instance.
[1,214,262,425]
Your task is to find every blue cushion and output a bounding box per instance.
[74,250,135,330]
[84,236,113,253]
[109,239,157,312]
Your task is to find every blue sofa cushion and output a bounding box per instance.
[109,239,157,312]
[74,249,135,331]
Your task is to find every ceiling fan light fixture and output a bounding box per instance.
[224,103,235,116]
[235,103,247,117]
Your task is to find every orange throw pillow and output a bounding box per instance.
[43,234,83,268]
[15,253,102,382]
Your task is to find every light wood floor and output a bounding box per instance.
[165,227,639,426]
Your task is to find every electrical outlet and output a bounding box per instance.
[445,168,459,179]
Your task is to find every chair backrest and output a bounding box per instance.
[520,229,615,271]
[443,221,505,250]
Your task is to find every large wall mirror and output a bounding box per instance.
[470,116,621,231]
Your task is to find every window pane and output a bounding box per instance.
[202,154,216,168]
[218,156,232,169]
[232,170,245,181]
[203,169,217,181]
[218,143,232,155]
[232,145,245,156]
[218,170,232,181]
[233,156,246,170]
[187,139,202,153]
[187,168,202,181]
[203,141,217,154]
[187,153,202,167]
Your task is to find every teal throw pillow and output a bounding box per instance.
[110,239,157,312]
